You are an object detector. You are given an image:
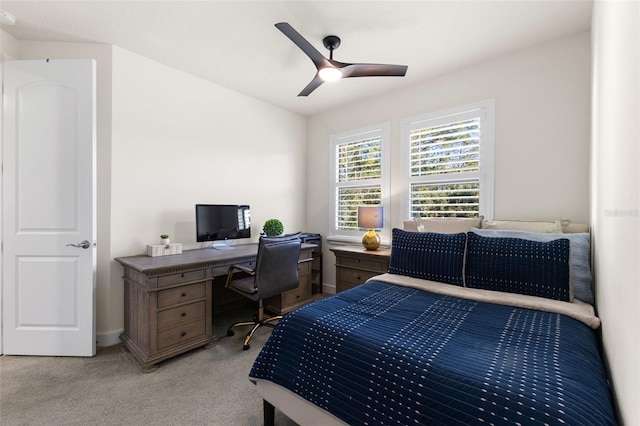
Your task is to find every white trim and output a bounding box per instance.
[96,329,122,348]
[329,122,391,244]
[480,100,495,221]
[322,282,336,295]
[401,99,495,220]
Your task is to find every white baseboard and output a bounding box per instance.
[97,329,122,347]
[322,283,336,295]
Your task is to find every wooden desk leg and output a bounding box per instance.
[142,363,159,374]
[204,335,218,349]
[264,399,275,426]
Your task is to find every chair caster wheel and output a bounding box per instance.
[227,330,235,337]
[242,344,250,350]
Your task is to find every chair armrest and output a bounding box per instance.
[225,264,256,288]
[231,264,256,274]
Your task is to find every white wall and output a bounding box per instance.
[591,2,640,424]
[109,46,307,341]
[1,29,20,59]
[307,32,591,290]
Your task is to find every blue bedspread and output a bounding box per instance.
[250,280,616,425]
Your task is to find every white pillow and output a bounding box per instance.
[480,219,570,233]
[412,216,484,234]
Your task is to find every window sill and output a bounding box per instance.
[326,235,390,249]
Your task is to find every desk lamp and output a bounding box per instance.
[358,206,383,251]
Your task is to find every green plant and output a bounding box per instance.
[160,234,169,239]
[262,219,283,236]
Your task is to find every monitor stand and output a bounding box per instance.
[211,241,233,250]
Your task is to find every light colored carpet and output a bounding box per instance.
[0,305,299,426]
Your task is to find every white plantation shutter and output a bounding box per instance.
[337,138,382,182]
[403,101,494,219]
[336,186,381,230]
[409,118,480,177]
[330,124,390,241]
[410,182,480,217]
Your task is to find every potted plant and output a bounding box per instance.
[160,234,170,245]
[262,219,283,237]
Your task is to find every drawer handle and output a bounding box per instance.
[181,332,187,337]
[181,292,187,297]
[181,312,187,317]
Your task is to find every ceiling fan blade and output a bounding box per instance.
[275,22,330,69]
[298,75,324,97]
[341,63,408,78]
[275,23,408,96]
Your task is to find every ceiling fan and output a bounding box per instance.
[275,22,408,96]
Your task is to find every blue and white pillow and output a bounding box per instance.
[470,228,593,304]
[465,232,571,302]
[389,228,466,286]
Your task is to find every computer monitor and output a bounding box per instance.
[195,204,251,249]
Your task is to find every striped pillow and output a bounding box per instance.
[465,232,571,301]
[470,228,592,304]
[389,228,466,286]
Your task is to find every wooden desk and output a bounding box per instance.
[116,244,313,371]
[330,246,391,293]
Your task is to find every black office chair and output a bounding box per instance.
[225,235,302,350]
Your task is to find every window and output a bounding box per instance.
[402,100,494,219]
[330,123,390,242]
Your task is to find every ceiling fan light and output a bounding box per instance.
[319,67,342,82]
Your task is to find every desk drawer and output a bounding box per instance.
[157,319,206,350]
[298,259,311,275]
[338,267,382,286]
[157,301,205,330]
[157,270,207,287]
[157,282,206,308]
[281,282,311,307]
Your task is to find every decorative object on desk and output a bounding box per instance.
[262,219,284,236]
[160,234,170,245]
[358,206,383,250]
[146,243,182,257]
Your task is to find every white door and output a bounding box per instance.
[2,59,96,356]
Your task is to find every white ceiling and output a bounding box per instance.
[1,1,592,116]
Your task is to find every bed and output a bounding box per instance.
[249,219,617,425]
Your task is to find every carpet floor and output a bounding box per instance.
[0,304,299,426]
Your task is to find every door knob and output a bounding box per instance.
[67,240,91,249]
